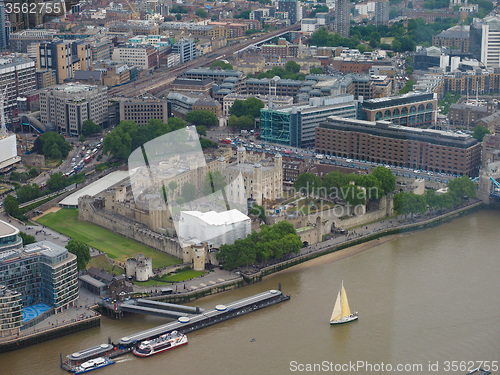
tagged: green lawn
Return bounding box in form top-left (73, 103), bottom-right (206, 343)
top-left (87, 254), bottom-right (125, 275)
top-left (37, 209), bottom-right (180, 268)
top-left (135, 270), bottom-right (206, 286)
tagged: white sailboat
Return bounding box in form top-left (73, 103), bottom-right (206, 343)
top-left (330, 281), bottom-right (358, 325)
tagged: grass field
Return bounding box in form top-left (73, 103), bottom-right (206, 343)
top-left (37, 209), bottom-right (180, 268)
top-left (135, 270), bottom-right (206, 286)
top-left (87, 254), bottom-right (125, 275)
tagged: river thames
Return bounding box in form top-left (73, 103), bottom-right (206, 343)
top-left (1, 209), bottom-right (499, 375)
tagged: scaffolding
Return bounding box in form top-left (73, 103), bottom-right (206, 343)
top-left (260, 109), bottom-right (291, 145)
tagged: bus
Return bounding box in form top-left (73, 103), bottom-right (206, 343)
top-left (220, 138), bottom-right (231, 144)
top-left (84, 156), bottom-right (92, 164)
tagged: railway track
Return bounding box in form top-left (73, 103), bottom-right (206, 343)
top-left (108, 24), bottom-right (301, 98)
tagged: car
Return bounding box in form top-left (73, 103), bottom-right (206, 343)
top-left (384, 165), bottom-right (391, 169)
top-left (413, 170), bottom-right (420, 174)
top-left (346, 159), bottom-right (353, 162)
top-left (427, 172), bottom-right (434, 176)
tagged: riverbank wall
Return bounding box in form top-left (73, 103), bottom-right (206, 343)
top-left (0, 316), bottom-right (100, 353)
top-left (241, 202), bottom-right (484, 284)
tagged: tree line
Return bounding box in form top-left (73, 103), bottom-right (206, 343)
top-left (293, 166), bottom-right (396, 206)
top-left (216, 221), bottom-right (302, 269)
top-left (393, 176), bottom-right (477, 217)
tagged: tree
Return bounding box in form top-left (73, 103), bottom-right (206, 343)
top-left (176, 14), bottom-right (182, 20)
top-left (66, 239), bottom-right (91, 270)
top-left (358, 174), bottom-right (383, 200)
top-left (372, 166), bottom-right (396, 195)
top-left (168, 181), bottom-right (178, 196)
top-left (181, 183), bottom-right (196, 202)
top-left (3, 195), bottom-right (19, 216)
top-left (394, 191), bottom-right (428, 217)
top-left (196, 125), bottom-right (207, 137)
top-left (16, 184), bottom-right (41, 203)
top-left (79, 134), bottom-right (86, 142)
top-left (33, 132), bottom-right (72, 159)
top-left (19, 231), bottom-right (36, 246)
top-left (285, 60), bottom-right (301, 74)
top-left (185, 110), bottom-right (217, 127)
top-left (448, 176), bottom-right (477, 202)
top-left (249, 204), bottom-right (266, 220)
top-left (46, 172), bottom-right (66, 192)
top-left (195, 8), bottom-right (208, 18)
top-left (202, 171), bottom-right (226, 196)
top-left (28, 168), bottom-right (39, 178)
top-left (310, 67), bottom-right (323, 74)
top-left (82, 119), bottom-right (101, 137)
top-left (473, 124), bottom-right (490, 142)
top-left (211, 60), bottom-right (233, 70)
top-left (294, 172), bottom-right (322, 197)
top-left (340, 184), bottom-right (366, 206)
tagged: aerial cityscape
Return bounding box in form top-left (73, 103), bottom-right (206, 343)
top-left (0, 0), bottom-right (499, 373)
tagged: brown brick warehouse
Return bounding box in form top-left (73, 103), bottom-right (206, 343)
top-left (315, 117), bottom-right (481, 177)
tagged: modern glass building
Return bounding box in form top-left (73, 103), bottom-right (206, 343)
top-left (260, 94), bottom-right (357, 148)
top-left (0, 222), bottom-right (79, 337)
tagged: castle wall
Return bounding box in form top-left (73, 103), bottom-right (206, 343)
top-left (79, 197), bottom-right (183, 259)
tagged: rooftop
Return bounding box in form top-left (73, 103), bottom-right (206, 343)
top-left (0, 220), bottom-right (19, 238)
top-left (181, 209), bottom-right (250, 226)
top-left (59, 170), bottom-right (129, 207)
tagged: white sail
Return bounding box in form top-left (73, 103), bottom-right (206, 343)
top-left (330, 291), bottom-right (342, 322)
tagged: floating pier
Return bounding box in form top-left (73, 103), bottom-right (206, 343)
top-left (62, 289), bottom-right (289, 372)
top-left (118, 299), bottom-right (204, 319)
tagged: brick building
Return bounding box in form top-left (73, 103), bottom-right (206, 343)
top-left (315, 117), bottom-right (481, 176)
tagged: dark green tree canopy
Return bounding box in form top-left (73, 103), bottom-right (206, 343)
top-left (229, 98), bottom-right (265, 118)
top-left (185, 110), bottom-right (217, 127)
top-left (82, 119), bottom-right (102, 137)
top-left (473, 124), bottom-right (490, 142)
top-left (216, 221), bottom-right (302, 269)
top-left (66, 239), bottom-right (91, 270)
top-left (103, 118), bottom-right (186, 160)
top-left (33, 132), bottom-right (72, 159)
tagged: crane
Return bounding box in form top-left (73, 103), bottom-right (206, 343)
top-left (124, 0), bottom-right (139, 19)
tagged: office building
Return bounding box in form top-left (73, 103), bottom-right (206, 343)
top-left (471, 16), bottom-right (500, 67)
top-left (112, 44), bottom-right (158, 70)
top-left (37, 40), bottom-right (92, 84)
top-left (361, 92), bottom-right (438, 127)
top-left (260, 94), bottom-right (357, 148)
top-left (39, 84), bottom-right (108, 136)
top-left (315, 117), bottom-right (481, 176)
top-left (172, 39), bottom-right (196, 64)
top-left (334, 0), bottom-right (350, 38)
top-left (0, 56), bottom-right (36, 111)
top-left (119, 98), bottom-right (171, 126)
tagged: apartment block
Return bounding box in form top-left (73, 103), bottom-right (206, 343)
top-left (37, 40), bottom-right (92, 84)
